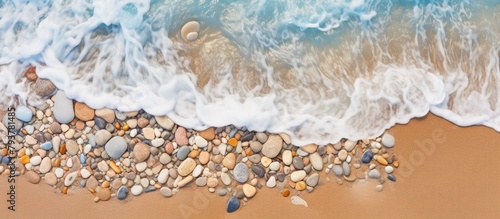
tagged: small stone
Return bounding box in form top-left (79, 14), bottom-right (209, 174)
top-left (385, 166), bottom-right (394, 174)
top-left (221, 172), bottom-right (231, 185)
top-left (195, 136), bottom-right (208, 148)
top-left (309, 152), bottom-right (323, 171)
top-left (158, 169), bottom-right (169, 184)
top-left (151, 138), bottom-right (164, 147)
top-left (181, 21), bottom-right (200, 41)
top-left (95, 108), bottom-right (115, 123)
top-left (98, 188), bottom-right (112, 201)
top-left (178, 158), bottom-right (196, 176)
top-left (94, 117), bottom-right (106, 129)
top-left (266, 176), bottom-right (276, 188)
top-left (368, 169), bottom-right (381, 179)
top-left (292, 157), bottom-right (304, 170)
top-left (135, 162), bottom-right (147, 172)
top-left (199, 151), bottom-right (210, 165)
top-left (376, 184), bottom-right (384, 191)
top-left (388, 174), bottom-right (396, 182)
top-left (40, 141), bottom-right (53, 150)
top-left (242, 184), bottom-right (256, 198)
top-left (207, 178), bottom-right (218, 188)
top-left (80, 169), bottom-right (91, 179)
top-left (131, 185), bottom-right (143, 196)
top-left (233, 163), bottom-right (249, 183)
top-left (74, 102), bottom-right (95, 121)
top-left (222, 153), bottom-right (236, 169)
top-left (142, 127), bottom-right (155, 140)
top-left (53, 91), bottom-right (75, 124)
top-left (338, 149), bottom-right (348, 161)
top-left (295, 181), bottom-right (306, 191)
top-left (25, 66), bottom-right (38, 81)
top-left (290, 170), bottom-right (306, 182)
top-left (133, 142), bottom-right (150, 162)
top-left (282, 150), bottom-right (292, 165)
top-left (282, 189), bottom-right (290, 197)
top-left (342, 161), bottom-right (351, 176)
top-left (261, 157), bottom-right (272, 167)
top-left (199, 128), bottom-right (215, 140)
top-left (241, 133), bottom-right (254, 142)
top-left (269, 162), bottom-right (280, 171)
top-left (44, 172), bottom-right (57, 185)
top-left (30, 156), bottom-right (41, 166)
top-left (104, 136), bottom-right (128, 160)
top-left (361, 150), bottom-right (373, 163)
top-left (25, 171), bottom-right (41, 184)
top-left (250, 141), bottom-right (263, 153)
top-left (226, 196), bottom-right (240, 213)
top-left (64, 172), bottom-right (78, 186)
top-left (175, 127), bottom-right (188, 146)
top-left (344, 140), bottom-right (357, 151)
top-left (381, 133), bottom-right (395, 148)
top-left (377, 156), bottom-right (388, 166)
top-left (196, 177), bottom-right (207, 187)
top-left (66, 140), bottom-right (79, 156)
top-left (40, 157), bottom-right (52, 174)
top-left (117, 186), bottom-right (129, 200)
top-left (94, 130), bottom-right (112, 146)
top-left (177, 146), bottom-right (190, 161)
top-left (332, 165), bottom-right (343, 176)
top-left (33, 79), bottom-right (56, 97)
top-left (301, 144), bottom-right (318, 153)
top-left (251, 165), bottom-right (266, 178)
top-left (160, 187), bottom-right (173, 197)
top-left (255, 132), bottom-right (268, 143)
top-left (306, 173), bottom-right (319, 187)
top-left (50, 122), bottom-right (62, 134)
top-left (261, 135), bottom-right (282, 158)
top-left (15, 106), bottom-right (33, 122)
top-left (155, 116), bottom-right (174, 130)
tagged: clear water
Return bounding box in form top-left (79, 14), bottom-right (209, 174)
top-left (1, 0), bottom-right (500, 145)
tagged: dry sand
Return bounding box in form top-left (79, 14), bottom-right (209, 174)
top-left (1, 113), bottom-right (500, 219)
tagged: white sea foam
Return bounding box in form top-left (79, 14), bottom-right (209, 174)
top-left (1, 0), bottom-right (500, 146)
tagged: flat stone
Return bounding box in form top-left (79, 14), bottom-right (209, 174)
top-left (266, 176), bottom-right (276, 188)
top-left (98, 188), bottom-right (111, 201)
top-left (309, 152), bottom-right (323, 171)
top-left (221, 172), bottom-right (231, 185)
top-left (133, 142), bottom-right (150, 162)
top-left (269, 162), bottom-right (280, 171)
top-left (80, 169), bottom-right (91, 179)
top-left (181, 21), bottom-right (200, 41)
top-left (131, 185), bottom-right (143, 196)
top-left (94, 130), bottom-right (112, 146)
top-left (361, 150), bottom-right (373, 163)
top-left (368, 169), bottom-right (381, 179)
top-left (40, 141), bottom-right (53, 150)
top-left (292, 157), bottom-right (304, 170)
top-left (217, 188), bottom-right (228, 196)
top-left (207, 178), bottom-right (218, 188)
top-left (332, 165), bottom-right (343, 176)
top-left (382, 133), bottom-right (395, 148)
top-left (242, 184), bottom-right (256, 198)
top-left (66, 140), bottom-right (79, 156)
top-left (64, 172), bottom-right (77, 186)
top-left (377, 156), bottom-right (388, 166)
top-left (44, 172), bottom-right (57, 185)
top-left (40, 157), bottom-right (52, 174)
top-left (342, 161), bottom-right (351, 176)
top-left (158, 169), bottom-right (169, 184)
top-left (94, 117), bottom-right (106, 129)
top-left (53, 91), bottom-right (75, 124)
top-left (301, 144), bottom-right (318, 153)
top-left (192, 165), bottom-right (203, 177)
top-left (261, 135), bottom-right (282, 158)
top-left (233, 163), bottom-right (249, 183)
top-left (222, 153), bottom-right (236, 169)
top-left (251, 165), bottom-right (266, 178)
top-left (175, 127), bottom-right (188, 146)
top-left (195, 136), bottom-right (208, 148)
top-left (117, 186), bottom-right (129, 200)
top-left (240, 133), bottom-right (254, 142)
top-left (25, 171), bottom-right (40, 184)
top-left (135, 162), bottom-right (147, 172)
top-left (178, 158), bottom-right (196, 176)
top-left (50, 122), bottom-right (62, 134)
top-left (95, 108), bottom-right (115, 123)
top-left (177, 146), bottom-right (190, 161)
top-left (199, 128), bottom-right (215, 140)
top-left (199, 151), bottom-right (210, 165)
top-left (104, 136), bottom-right (128, 160)
top-left (151, 138), bottom-right (164, 147)
top-left (291, 170), bottom-right (307, 182)
top-left (155, 116), bottom-right (174, 130)
top-left (30, 156), bottom-right (41, 166)
top-left (15, 106), bottom-right (33, 122)
top-left (385, 166), bottom-right (394, 174)
top-left (196, 177), bottom-right (207, 187)
top-left (255, 132), bottom-right (268, 143)
top-left (344, 140), bottom-right (357, 151)
top-left (282, 150), bottom-right (292, 165)
top-left (226, 196), bottom-right (240, 213)
top-left (338, 149), bottom-right (348, 161)
top-left (74, 102), bottom-right (95, 121)
top-left (160, 187), bottom-right (173, 197)
top-left (306, 173), bottom-right (319, 187)
top-left (33, 79), bottom-right (56, 97)
top-left (142, 127), bottom-right (155, 140)
top-left (388, 174), bottom-right (396, 182)
top-left (250, 141), bottom-right (263, 153)
top-left (376, 184), bottom-right (384, 191)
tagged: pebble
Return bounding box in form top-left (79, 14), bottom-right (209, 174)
top-left (94, 130), bottom-right (112, 146)
top-left (242, 184), bottom-right (256, 198)
top-left (368, 169), bottom-right (381, 179)
top-left (309, 152), bottom-right (323, 171)
top-left (195, 135), bottom-right (208, 148)
top-left (233, 163), bottom-right (249, 183)
top-left (282, 150), bottom-right (292, 165)
top-left (64, 172), bottom-right (78, 186)
top-left (342, 161), bottom-right (351, 176)
top-left (241, 133), bottom-right (254, 142)
top-left (178, 158), bottom-right (196, 176)
top-left (175, 127), bottom-right (188, 146)
top-left (15, 106), bottom-right (33, 122)
top-left (306, 173), bottom-right (319, 187)
top-left (155, 116), bottom-right (174, 130)
top-left (160, 187), bottom-right (173, 197)
top-left (135, 162), bottom-right (147, 172)
top-left (290, 170), bottom-right (306, 182)
top-left (255, 133), bottom-right (268, 143)
top-left (158, 169), bottom-right (169, 184)
top-left (50, 122), bottom-right (62, 134)
top-left (199, 151), bottom-right (210, 165)
top-left (98, 188), bottom-right (112, 201)
top-left (133, 142), bottom-right (150, 162)
top-left (221, 172), bottom-right (231, 185)
top-left (338, 149), bottom-right (348, 161)
top-left (361, 150), bottom-right (373, 163)
top-left (207, 178), bottom-right (218, 188)
top-left (104, 136), bottom-right (128, 160)
top-left (344, 140), bottom-right (357, 151)
top-left (261, 135), bottom-right (282, 158)
top-left (30, 156), bottom-right (41, 166)
top-left (269, 162), bottom-right (280, 171)
top-left (192, 165), bottom-right (203, 178)
top-left (381, 133), bottom-right (395, 148)
top-left (40, 141), bottom-right (53, 150)
top-left (80, 169), bottom-right (91, 178)
top-left (33, 79), bottom-right (56, 97)
top-left (66, 140), bottom-right (79, 156)
top-left (53, 91), bottom-right (75, 124)
top-left (39, 157), bottom-right (52, 173)
top-left (266, 176), bottom-right (276, 188)
top-left (250, 141), bottom-right (263, 153)
top-left (251, 165), bottom-right (266, 178)
top-left (301, 144), bottom-right (318, 153)
top-left (181, 21), bottom-right (200, 41)
top-left (387, 174), bottom-right (396, 182)
top-left (292, 157), bottom-right (304, 170)
top-left (142, 128), bottom-right (155, 140)
top-left (151, 138), bottom-right (165, 147)
top-left (44, 173), bottom-right (57, 185)
top-left (131, 185), bottom-right (143, 196)
top-left (178, 176), bottom-right (193, 188)
top-left (177, 146), bottom-right (190, 160)
top-left (74, 102), bottom-right (95, 121)
top-left (117, 186), bottom-right (129, 200)
top-left (385, 166), bottom-right (394, 174)
top-left (222, 153), bottom-right (236, 169)
top-left (376, 156), bottom-right (388, 166)
top-left (95, 108), bottom-right (115, 123)
top-left (376, 184), bottom-right (384, 192)
top-left (295, 181), bottom-right (306, 191)
top-left (25, 136), bottom-right (37, 145)
top-left (226, 196), bottom-right (240, 213)
top-left (25, 171), bottom-right (41, 184)
top-left (332, 165), bottom-right (344, 176)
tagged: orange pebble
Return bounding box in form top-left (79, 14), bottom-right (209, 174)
top-left (245, 148), bottom-right (253, 156)
top-left (1, 148), bottom-right (8, 156)
top-left (122, 123), bottom-right (130, 131)
top-left (60, 143), bottom-right (67, 154)
top-left (62, 186), bottom-right (68, 194)
top-left (102, 181), bottom-right (110, 188)
top-left (109, 160), bottom-right (122, 174)
top-left (295, 181), bottom-right (306, 191)
top-left (114, 121), bottom-right (121, 130)
top-left (20, 155), bottom-right (30, 164)
top-left (189, 150), bottom-right (200, 158)
top-left (292, 150), bottom-right (296, 157)
top-left (282, 189), bottom-right (290, 197)
top-left (228, 138), bottom-right (238, 147)
top-left (234, 133), bottom-right (241, 140)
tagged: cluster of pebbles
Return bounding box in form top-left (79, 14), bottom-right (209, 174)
top-left (0, 67), bottom-right (399, 213)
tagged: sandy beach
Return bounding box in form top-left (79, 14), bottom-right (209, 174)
top-left (2, 113), bottom-right (500, 219)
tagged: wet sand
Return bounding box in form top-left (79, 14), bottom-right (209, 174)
top-left (2, 113), bottom-right (500, 218)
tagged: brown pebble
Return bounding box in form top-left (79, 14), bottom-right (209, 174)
top-left (199, 151), bottom-right (210, 165)
top-left (282, 189), bottom-right (290, 197)
top-left (102, 181), bottom-right (110, 188)
top-left (97, 188), bottom-right (111, 201)
top-left (295, 181), bottom-right (306, 191)
top-left (199, 128), bottom-right (215, 141)
top-left (376, 156), bottom-right (388, 166)
top-left (393, 161), bottom-right (399, 168)
top-left (25, 171), bottom-right (41, 184)
top-left (62, 186), bottom-right (68, 194)
top-left (137, 117), bottom-right (149, 128)
top-left (60, 143), bottom-right (67, 155)
top-left (189, 150), bottom-right (200, 158)
top-left (25, 66), bottom-right (38, 81)
top-left (165, 142), bottom-right (174, 154)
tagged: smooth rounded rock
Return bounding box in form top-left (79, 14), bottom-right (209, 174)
top-left (25, 171), bottom-right (41, 184)
top-left (233, 163), bottom-right (249, 183)
top-left (261, 135), bottom-right (282, 158)
top-left (290, 170), bottom-right (306, 182)
top-left (181, 21), bottom-right (200, 41)
top-left (332, 165), bottom-right (343, 176)
top-left (53, 91), bottom-right (75, 124)
top-left (177, 146), bottom-right (190, 161)
top-left (251, 165), bottom-right (266, 178)
top-left (15, 106), bottom-right (33, 122)
top-left (242, 184), bottom-right (256, 198)
top-left (64, 172), bottom-right (78, 186)
top-left (368, 169), bottom-right (381, 179)
top-left (309, 152), bottom-right (323, 171)
top-left (382, 133), bottom-right (395, 148)
top-left (361, 150), bottom-right (373, 163)
top-left (178, 158), bottom-right (196, 176)
top-left (226, 196), bottom-right (240, 213)
top-left (160, 187), bottom-right (173, 197)
top-left (104, 136), bottom-right (128, 160)
top-left (117, 186), bottom-right (129, 200)
top-left (94, 130), bottom-right (112, 146)
top-left (306, 173), bottom-right (319, 187)
top-left (131, 185), bottom-right (143, 196)
top-left (282, 150), bottom-right (292, 165)
top-left (133, 142), bottom-right (150, 162)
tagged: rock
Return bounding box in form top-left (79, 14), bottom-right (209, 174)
top-left (250, 141), bottom-right (263, 153)
top-left (155, 116), bottom-right (174, 130)
top-left (290, 170), bottom-right (306, 182)
top-left (295, 181), bottom-right (306, 191)
top-left (94, 130), bottom-right (112, 146)
top-left (98, 188), bottom-right (111, 201)
top-left (217, 188), bottom-right (228, 196)
top-left (195, 136), bottom-right (208, 148)
top-left (251, 165), bottom-right (266, 178)
top-left (40, 142), bottom-right (53, 150)
top-left (269, 162), bottom-right (280, 171)
top-left (368, 169), bottom-right (381, 179)
top-left (382, 133), bottom-right (395, 148)
top-left (242, 184), bottom-right (256, 198)
top-left (332, 165), bottom-right (343, 176)
top-left (33, 79), bottom-right (56, 97)
top-left (261, 135), bottom-right (282, 158)
top-left (44, 172), bottom-right (57, 185)
top-left (226, 196), bottom-right (240, 213)
top-left (177, 146), bottom-right (190, 161)
top-left (181, 21), bottom-right (200, 41)
top-left (158, 169), bottom-right (169, 184)
top-left (260, 157), bottom-right (272, 167)
top-left (94, 117), bottom-right (106, 129)
top-left (385, 166), bottom-right (394, 174)
top-left (199, 151), bottom-right (209, 165)
top-left (160, 187), bottom-right (173, 197)
top-left (39, 157), bottom-right (52, 174)
top-left (135, 162), bottom-right (147, 172)
top-left (95, 108), bottom-right (115, 123)
top-left (306, 173), bottom-right (319, 187)
top-left (117, 186), bottom-right (129, 200)
top-left (53, 91), bottom-right (74, 124)
top-left (376, 156), bottom-right (388, 166)
top-left (105, 136), bottom-right (128, 159)
top-left (30, 156), bottom-right (41, 166)
top-left (175, 127), bottom-right (188, 146)
top-left (196, 177), bottom-right (207, 187)
top-left (80, 169), bottom-right (91, 179)
top-left (361, 150), bottom-right (373, 163)
top-left (178, 158), bottom-right (196, 176)
top-left (25, 66), bottom-right (37, 81)
top-left (199, 128), bottom-right (215, 140)
top-left (64, 172), bottom-right (78, 186)
top-left (233, 163), bottom-right (249, 183)
top-left (301, 144), bottom-right (318, 153)
top-left (388, 174), bottom-right (396, 182)
top-left (266, 176), bottom-right (276, 188)
top-left (344, 140), bottom-right (357, 151)
top-left (151, 138), bottom-right (164, 147)
top-left (255, 132), bottom-right (268, 143)
top-left (221, 172), bottom-right (231, 186)
top-left (207, 178), bottom-right (218, 188)
top-left (342, 161), bottom-right (351, 176)
top-left (50, 122), bottom-right (62, 134)
top-left (25, 171), bottom-right (40, 184)
top-left (292, 157), bottom-right (304, 170)
top-left (66, 140), bottom-right (79, 156)
top-left (240, 133), bottom-right (254, 142)
top-left (376, 184), bottom-right (384, 192)
top-left (192, 165), bottom-right (203, 177)
top-left (309, 152), bottom-right (323, 171)
top-left (74, 102), bottom-right (95, 121)
top-left (15, 106), bottom-right (33, 122)
top-left (338, 149), bottom-right (348, 161)
top-left (222, 153), bottom-right (236, 169)
top-left (133, 142), bottom-right (150, 162)
top-left (131, 185), bottom-right (143, 196)
top-left (282, 150), bottom-right (292, 165)
top-left (141, 127), bottom-right (155, 140)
